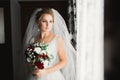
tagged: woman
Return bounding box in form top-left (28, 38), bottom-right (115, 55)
top-left (23, 8), bottom-right (76, 80)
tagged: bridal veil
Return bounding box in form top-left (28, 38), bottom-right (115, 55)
top-left (22, 8), bottom-right (76, 80)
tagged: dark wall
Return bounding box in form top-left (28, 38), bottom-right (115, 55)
top-left (0, 0), bottom-right (13, 80)
top-left (110, 0), bottom-right (120, 80)
top-left (104, 0), bottom-right (120, 80)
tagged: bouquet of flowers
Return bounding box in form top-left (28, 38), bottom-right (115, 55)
top-left (24, 42), bottom-right (53, 69)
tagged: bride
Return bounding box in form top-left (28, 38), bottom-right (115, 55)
top-left (22, 8), bottom-right (76, 80)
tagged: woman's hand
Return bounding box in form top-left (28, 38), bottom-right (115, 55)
top-left (32, 68), bottom-right (39, 76)
top-left (32, 68), bottom-right (48, 78)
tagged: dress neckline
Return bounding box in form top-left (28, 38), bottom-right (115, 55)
top-left (36, 35), bottom-right (56, 45)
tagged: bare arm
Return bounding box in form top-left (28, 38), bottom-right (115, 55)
top-left (46, 36), bottom-right (67, 73)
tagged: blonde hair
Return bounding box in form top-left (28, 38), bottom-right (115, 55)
top-left (36, 8), bottom-right (54, 22)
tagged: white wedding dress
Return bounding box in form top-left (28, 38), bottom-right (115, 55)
top-left (26, 35), bottom-right (65, 80)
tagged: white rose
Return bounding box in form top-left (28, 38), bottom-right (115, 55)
top-left (40, 50), bottom-right (46, 54)
top-left (48, 54), bottom-right (54, 59)
top-left (34, 47), bottom-right (41, 54)
top-left (43, 60), bottom-right (49, 68)
top-left (27, 57), bottom-right (32, 62)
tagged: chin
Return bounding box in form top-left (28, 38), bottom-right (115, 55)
top-left (43, 30), bottom-right (51, 32)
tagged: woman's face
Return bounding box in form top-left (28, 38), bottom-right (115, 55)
top-left (38, 14), bottom-right (54, 32)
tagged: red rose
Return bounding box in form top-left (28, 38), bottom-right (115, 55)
top-left (42, 53), bottom-right (49, 59)
top-left (35, 62), bottom-right (44, 69)
top-left (28, 44), bottom-right (34, 50)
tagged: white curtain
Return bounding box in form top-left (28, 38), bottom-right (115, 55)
top-left (76, 0), bottom-right (104, 80)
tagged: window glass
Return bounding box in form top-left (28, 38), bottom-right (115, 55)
top-left (0, 8), bottom-right (5, 44)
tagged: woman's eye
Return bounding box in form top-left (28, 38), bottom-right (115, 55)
top-left (41, 20), bottom-right (53, 23)
top-left (42, 21), bottom-right (46, 22)
top-left (50, 21), bottom-right (53, 23)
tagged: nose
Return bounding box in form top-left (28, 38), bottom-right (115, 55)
top-left (46, 22), bottom-right (49, 26)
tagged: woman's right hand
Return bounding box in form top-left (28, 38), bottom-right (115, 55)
top-left (32, 68), bottom-right (48, 78)
top-left (32, 68), bottom-right (39, 76)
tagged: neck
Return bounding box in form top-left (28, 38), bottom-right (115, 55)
top-left (40, 31), bottom-right (50, 39)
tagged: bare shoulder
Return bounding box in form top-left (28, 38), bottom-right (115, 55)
top-left (56, 35), bottom-right (64, 46)
top-left (56, 35), bottom-right (66, 54)
top-left (57, 35), bottom-right (63, 41)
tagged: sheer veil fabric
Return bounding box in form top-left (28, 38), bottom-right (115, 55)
top-left (22, 8), bottom-right (76, 80)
